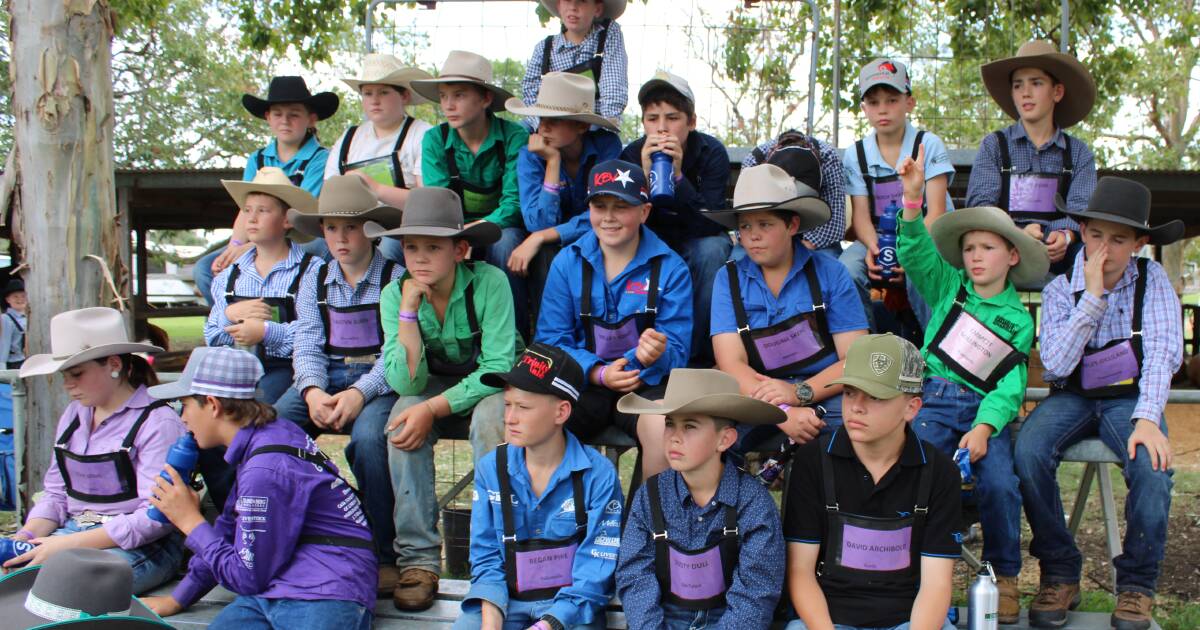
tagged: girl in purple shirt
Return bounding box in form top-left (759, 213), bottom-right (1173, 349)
top-left (3, 307), bottom-right (185, 594)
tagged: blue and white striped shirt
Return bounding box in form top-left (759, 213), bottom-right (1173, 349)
top-left (741, 135), bottom-right (848, 250)
top-left (1039, 251), bottom-right (1182, 423)
top-left (521, 20), bottom-right (628, 125)
top-left (291, 251), bottom-right (404, 401)
top-left (203, 242), bottom-right (322, 360)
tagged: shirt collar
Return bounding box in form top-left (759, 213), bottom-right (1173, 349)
top-left (235, 240), bottom-right (305, 272)
top-left (1009, 121), bottom-right (1067, 150)
top-left (441, 113), bottom-right (504, 155)
top-left (670, 457), bottom-right (742, 509)
top-left (962, 271), bottom-right (1021, 305)
top-left (262, 134), bottom-right (322, 164)
top-left (577, 225), bottom-right (668, 276)
top-left (738, 238), bottom-right (813, 294)
top-left (864, 122), bottom-right (918, 171)
top-left (827, 423), bottom-right (927, 467)
top-left (554, 21), bottom-right (607, 51)
top-left (75, 386), bottom-right (155, 427)
top-left (506, 431), bottom-right (595, 488)
top-left (323, 250), bottom-right (388, 289)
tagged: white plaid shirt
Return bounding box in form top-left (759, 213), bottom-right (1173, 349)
top-left (521, 20), bottom-right (628, 125)
top-left (741, 135), bottom-right (847, 249)
top-left (1040, 251), bottom-right (1182, 423)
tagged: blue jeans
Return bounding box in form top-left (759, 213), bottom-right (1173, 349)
top-left (195, 239), bottom-right (331, 306)
top-left (731, 394), bottom-right (843, 459)
top-left (474, 226), bottom-right (530, 339)
top-left (54, 519), bottom-right (184, 595)
top-left (1014, 392), bottom-right (1172, 595)
top-left (388, 374), bottom-right (506, 571)
top-left (273, 361), bottom-right (399, 563)
top-left (911, 378), bottom-right (1021, 577)
top-left (838, 241), bottom-right (931, 332)
top-left (679, 235), bottom-right (733, 366)
top-left (454, 596), bottom-right (606, 630)
top-left (210, 595), bottom-right (372, 630)
top-left (785, 619), bottom-right (955, 630)
top-left (377, 236), bottom-right (404, 265)
top-left (257, 362), bottom-right (294, 405)
top-left (661, 602), bottom-right (728, 629)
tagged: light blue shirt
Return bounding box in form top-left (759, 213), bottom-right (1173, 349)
top-left (0, 310), bottom-right (25, 365)
top-left (842, 122), bottom-right (955, 212)
top-left (243, 134), bottom-right (330, 197)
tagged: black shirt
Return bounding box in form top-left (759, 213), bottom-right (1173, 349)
top-left (783, 424), bottom-right (962, 627)
top-left (619, 130), bottom-right (731, 247)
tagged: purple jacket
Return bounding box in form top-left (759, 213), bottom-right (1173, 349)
top-left (172, 420), bottom-right (376, 610)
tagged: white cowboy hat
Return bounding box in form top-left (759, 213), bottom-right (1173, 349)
top-left (288, 175), bottom-right (404, 240)
top-left (222, 167), bottom-right (317, 215)
top-left (701, 164), bottom-right (831, 231)
top-left (342, 53), bottom-right (435, 106)
top-left (20, 308), bottom-right (162, 378)
top-left (505, 72), bottom-right (618, 131)
top-left (409, 51), bottom-right (515, 113)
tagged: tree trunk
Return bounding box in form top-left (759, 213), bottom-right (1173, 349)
top-left (8, 0), bottom-right (124, 509)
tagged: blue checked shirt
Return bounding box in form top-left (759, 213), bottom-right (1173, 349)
top-left (741, 135), bottom-right (847, 249)
top-left (617, 458), bottom-right (784, 629)
top-left (291, 251), bottom-right (404, 402)
top-left (521, 20), bottom-right (628, 126)
top-left (1039, 251), bottom-right (1182, 423)
top-left (204, 242), bottom-right (322, 360)
top-left (966, 123), bottom-right (1097, 234)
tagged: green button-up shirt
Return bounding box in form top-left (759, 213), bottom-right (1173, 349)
top-left (381, 261), bottom-right (523, 415)
top-left (420, 115), bottom-right (529, 229)
top-left (898, 216), bottom-right (1033, 431)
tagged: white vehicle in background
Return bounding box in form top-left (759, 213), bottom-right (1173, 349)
top-left (147, 273), bottom-right (203, 307)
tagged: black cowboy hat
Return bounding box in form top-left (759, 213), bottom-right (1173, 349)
top-left (242, 76), bottom-right (340, 121)
top-left (1059, 176), bottom-right (1184, 245)
top-left (1, 278), bottom-right (24, 299)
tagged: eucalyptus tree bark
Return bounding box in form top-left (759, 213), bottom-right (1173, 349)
top-left (6, 0), bottom-right (127, 506)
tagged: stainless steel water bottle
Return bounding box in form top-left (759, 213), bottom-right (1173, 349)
top-left (968, 561), bottom-right (999, 630)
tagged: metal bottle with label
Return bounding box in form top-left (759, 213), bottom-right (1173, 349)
top-left (968, 561), bottom-right (999, 630)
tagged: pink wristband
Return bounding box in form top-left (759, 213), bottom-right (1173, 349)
top-left (398, 310), bottom-right (418, 323)
top-left (902, 198), bottom-right (922, 209)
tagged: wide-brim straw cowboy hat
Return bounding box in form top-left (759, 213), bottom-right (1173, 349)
top-left (930, 206), bottom-right (1051, 287)
top-left (981, 40), bottom-right (1096, 129)
top-left (242, 75), bottom-right (339, 121)
top-left (617, 369), bottom-right (787, 426)
top-left (288, 175), bottom-right (404, 240)
top-left (539, 0), bottom-right (626, 20)
top-left (1061, 176), bottom-right (1184, 246)
top-left (505, 72), bottom-right (618, 131)
top-left (410, 51), bottom-right (514, 113)
top-left (363, 186), bottom-right (501, 248)
top-left (20, 307), bottom-right (162, 378)
top-left (222, 167), bottom-right (318, 215)
top-left (342, 53), bottom-right (435, 106)
top-left (701, 164), bottom-right (831, 231)
top-left (0, 548), bottom-right (173, 629)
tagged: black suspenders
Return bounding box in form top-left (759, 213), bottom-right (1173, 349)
top-left (857, 130), bottom-right (925, 219)
top-left (337, 118), bottom-right (416, 189)
top-left (994, 129), bottom-right (1074, 212)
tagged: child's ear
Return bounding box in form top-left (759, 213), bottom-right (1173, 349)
top-left (904, 94), bottom-right (916, 111)
top-left (205, 395), bottom-right (223, 419)
top-left (1008, 246), bottom-right (1021, 269)
top-left (454, 239), bottom-right (471, 261)
top-left (639, 203), bottom-right (652, 224)
top-left (555, 400), bottom-right (572, 426)
top-left (715, 425), bottom-right (738, 453)
top-left (1052, 82), bottom-right (1065, 104)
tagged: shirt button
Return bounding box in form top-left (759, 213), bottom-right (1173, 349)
top-left (535, 529), bottom-right (542, 535)
top-left (697, 516), bottom-right (703, 522)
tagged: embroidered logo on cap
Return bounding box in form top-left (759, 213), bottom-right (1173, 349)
top-left (879, 61), bottom-right (897, 73)
top-left (613, 169), bottom-right (633, 187)
top-left (519, 349), bottom-right (553, 379)
top-left (870, 352), bottom-right (893, 375)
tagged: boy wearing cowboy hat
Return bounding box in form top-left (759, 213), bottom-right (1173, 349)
top-left (896, 146), bottom-right (1048, 623)
top-left (967, 40), bottom-right (1099, 281)
top-left (368, 186), bottom-right (520, 611)
top-left (535, 159), bottom-right (693, 481)
top-left (270, 175), bottom-right (406, 593)
top-left (620, 70), bottom-right (731, 366)
top-left (7, 308), bottom-right (185, 595)
top-left (204, 167), bottom-right (322, 405)
top-left (195, 76), bottom-right (339, 306)
top-left (413, 50), bottom-right (533, 335)
top-left (704, 164), bottom-right (867, 455)
top-left (138, 347), bottom-right (377, 629)
top-left (455, 343), bottom-right (623, 630)
top-left (1, 278), bottom-right (26, 369)
top-left (784, 334), bottom-right (961, 630)
top-left (1014, 177), bottom-right (1183, 630)
top-left (505, 72), bottom-right (622, 319)
top-left (521, 0), bottom-right (629, 126)
top-left (840, 58), bottom-right (957, 330)
top-left (615, 369), bottom-right (785, 629)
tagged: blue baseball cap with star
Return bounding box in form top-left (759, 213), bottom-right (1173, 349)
top-left (585, 159), bottom-right (649, 206)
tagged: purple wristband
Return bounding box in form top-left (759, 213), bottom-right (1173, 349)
top-left (398, 311), bottom-right (418, 323)
top-left (230, 239), bottom-right (245, 247)
top-left (16, 529), bottom-right (35, 540)
top-left (778, 403), bottom-right (790, 412)
top-left (599, 364), bottom-right (608, 387)
top-left (542, 182), bottom-right (563, 194)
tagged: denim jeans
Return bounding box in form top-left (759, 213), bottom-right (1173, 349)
top-left (785, 619), bottom-right (955, 630)
top-left (210, 595), bottom-right (372, 630)
top-left (194, 238), bottom-right (331, 306)
top-left (660, 602), bottom-right (728, 629)
top-left (53, 519), bottom-right (184, 595)
top-left (911, 378), bottom-right (1021, 577)
top-left (838, 241), bottom-right (931, 332)
top-left (377, 236), bottom-right (404, 266)
top-left (1014, 391), bottom-right (1173, 595)
top-left (678, 235), bottom-right (733, 366)
top-left (273, 360), bottom-right (399, 563)
top-left (454, 596), bottom-right (607, 630)
top-left (388, 374), bottom-right (506, 571)
top-left (474, 226), bottom-right (530, 339)
top-left (256, 362), bottom-right (294, 405)
top-left (731, 394), bottom-right (843, 460)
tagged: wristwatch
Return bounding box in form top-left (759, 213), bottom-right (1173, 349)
top-left (794, 380), bottom-right (814, 405)
top-left (538, 615), bottom-right (565, 630)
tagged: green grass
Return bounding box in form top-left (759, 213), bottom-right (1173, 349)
top-left (148, 316), bottom-right (206, 351)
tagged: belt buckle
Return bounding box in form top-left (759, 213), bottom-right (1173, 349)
top-left (343, 355), bottom-right (377, 365)
top-left (75, 511), bottom-right (110, 527)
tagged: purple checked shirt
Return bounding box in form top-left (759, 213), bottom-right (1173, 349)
top-left (1039, 251), bottom-right (1182, 423)
top-left (26, 386), bottom-right (184, 549)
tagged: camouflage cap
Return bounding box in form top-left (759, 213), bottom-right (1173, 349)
top-left (829, 334), bottom-right (925, 399)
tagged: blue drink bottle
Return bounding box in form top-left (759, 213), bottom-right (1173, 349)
top-left (148, 433), bottom-right (200, 523)
top-left (649, 152), bottom-right (675, 205)
top-left (0, 538), bottom-right (35, 566)
top-left (876, 200), bottom-right (899, 281)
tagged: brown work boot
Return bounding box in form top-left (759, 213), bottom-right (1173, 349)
top-left (377, 565), bottom-right (403, 597)
top-left (393, 567), bottom-right (439, 611)
top-left (1029, 582), bottom-right (1081, 628)
top-left (1111, 591), bottom-right (1154, 630)
top-left (996, 575), bottom-right (1020, 624)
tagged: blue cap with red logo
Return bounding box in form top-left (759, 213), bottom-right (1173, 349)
top-left (585, 159), bottom-right (649, 206)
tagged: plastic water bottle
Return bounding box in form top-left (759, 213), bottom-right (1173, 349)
top-left (147, 433), bottom-right (200, 524)
top-left (968, 562), bottom-right (999, 630)
top-left (649, 152), bottom-right (675, 205)
top-left (876, 200), bottom-right (899, 281)
top-left (0, 537), bottom-right (35, 566)
top-left (954, 447), bottom-right (976, 501)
